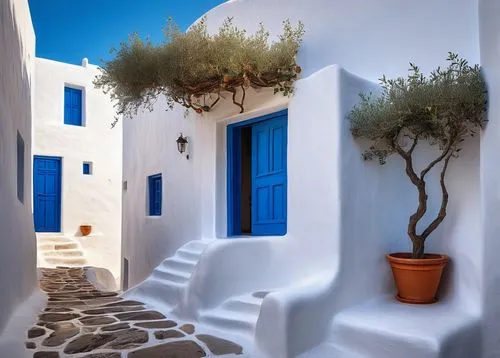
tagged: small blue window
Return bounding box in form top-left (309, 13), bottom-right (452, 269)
top-left (148, 174), bottom-right (162, 216)
top-left (83, 162), bottom-right (92, 175)
top-left (64, 87), bottom-right (83, 126)
top-left (17, 131), bottom-right (24, 203)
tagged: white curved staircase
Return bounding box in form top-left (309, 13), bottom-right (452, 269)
top-left (124, 240), bottom-right (213, 313)
top-left (37, 234), bottom-right (87, 267)
top-left (199, 290), bottom-right (271, 337)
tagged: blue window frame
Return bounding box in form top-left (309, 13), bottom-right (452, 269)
top-left (148, 174), bottom-right (162, 216)
top-left (64, 87), bottom-right (83, 126)
top-left (83, 162), bottom-right (92, 175)
top-left (17, 131), bottom-right (24, 203)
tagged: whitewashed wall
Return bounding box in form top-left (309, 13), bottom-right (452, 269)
top-left (479, 1), bottom-right (500, 357)
top-left (0, 0), bottom-right (37, 333)
top-left (203, 0), bottom-right (479, 81)
top-left (34, 58), bottom-right (123, 278)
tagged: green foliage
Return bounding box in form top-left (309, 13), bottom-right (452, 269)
top-left (95, 17), bottom-right (304, 118)
top-left (349, 53), bottom-right (487, 164)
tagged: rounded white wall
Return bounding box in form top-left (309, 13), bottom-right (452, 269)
top-left (34, 58), bottom-right (122, 278)
top-left (203, 0), bottom-right (479, 81)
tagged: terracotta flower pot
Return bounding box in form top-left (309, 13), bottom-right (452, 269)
top-left (386, 253), bottom-right (449, 304)
top-left (80, 225), bottom-right (92, 236)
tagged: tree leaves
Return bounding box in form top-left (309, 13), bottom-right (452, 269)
top-left (349, 53), bottom-right (488, 164)
top-left (94, 17), bottom-right (304, 118)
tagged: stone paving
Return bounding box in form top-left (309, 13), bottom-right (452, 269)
top-left (26, 268), bottom-right (244, 357)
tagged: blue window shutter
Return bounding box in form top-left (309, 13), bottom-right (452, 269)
top-left (155, 178), bottom-right (162, 215)
top-left (64, 87), bottom-right (71, 124)
top-left (83, 163), bottom-right (91, 175)
top-left (64, 87), bottom-right (83, 126)
top-left (148, 174), bottom-right (162, 216)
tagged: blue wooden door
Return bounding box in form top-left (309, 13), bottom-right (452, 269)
top-left (34, 156), bottom-right (62, 232)
top-left (251, 115), bottom-right (287, 235)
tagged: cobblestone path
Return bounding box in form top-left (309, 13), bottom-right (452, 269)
top-left (26, 268), bottom-right (244, 357)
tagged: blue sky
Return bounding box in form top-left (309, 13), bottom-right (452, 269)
top-left (28, 0), bottom-right (226, 66)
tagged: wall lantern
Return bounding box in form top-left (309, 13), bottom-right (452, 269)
top-left (176, 133), bottom-right (189, 159)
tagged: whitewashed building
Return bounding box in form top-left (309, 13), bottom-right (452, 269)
top-left (0, 0), bottom-right (37, 338)
top-left (121, 0), bottom-right (500, 357)
top-left (33, 58), bottom-right (123, 279)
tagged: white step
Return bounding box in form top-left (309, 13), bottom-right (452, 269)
top-left (328, 296), bottom-right (479, 358)
top-left (123, 276), bottom-right (183, 312)
top-left (297, 343), bottom-right (367, 358)
top-left (200, 308), bottom-right (257, 336)
top-left (37, 236), bottom-right (73, 244)
top-left (43, 249), bottom-right (84, 257)
top-left (122, 239), bottom-right (214, 316)
top-left (151, 266), bottom-right (191, 284)
top-left (182, 240), bottom-right (211, 253)
top-left (222, 294), bottom-right (264, 316)
top-left (53, 242), bottom-right (79, 250)
top-left (160, 257), bottom-right (197, 272)
top-left (44, 257), bottom-right (87, 266)
top-left (176, 248), bottom-right (203, 261)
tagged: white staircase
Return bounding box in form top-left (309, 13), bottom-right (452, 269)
top-left (124, 240), bottom-right (213, 313)
top-left (37, 234), bottom-right (87, 267)
top-left (199, 290), bottom-right (271, 337)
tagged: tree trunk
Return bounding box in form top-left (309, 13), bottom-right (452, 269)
top-left (412, 238), bottom-right (425, 259)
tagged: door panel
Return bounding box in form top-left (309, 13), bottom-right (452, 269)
top-left (251, 115), bottom-right (287, 235)
top-left (34, 156), bottom-right (62, 232)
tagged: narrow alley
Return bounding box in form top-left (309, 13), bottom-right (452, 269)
top-left (26, 268), bottom-right (244, 357)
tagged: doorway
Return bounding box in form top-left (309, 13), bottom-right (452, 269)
top-left (33, 155), bottom-right (62, 232)
top-left (227, 110), bottom-right (288, 236)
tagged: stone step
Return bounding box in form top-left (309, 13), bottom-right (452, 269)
top-left (43, 249), bottom-right (84, 258)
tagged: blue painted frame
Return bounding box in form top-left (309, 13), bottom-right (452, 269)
top-left (64, 86), bottom-right (83, 126)
top-left (83, 162), bottom-right (91, 175)
top-left (33, 155), bottom-right (62, 232)
top-left (227, 109), bottom-right (288, 237)
top-left (148, 173), bottom-right (162, 216)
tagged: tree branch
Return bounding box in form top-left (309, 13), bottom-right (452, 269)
top-left (393, 138), bottom-right (421, 187)
top-left (408, 135), bottom-right (419, 155)
top-left (420, 140), bottom-right (453, 180)
top-left (392, 137), bottom-right (427, 247)
top-left (227, 87), bottom-right (244, 113)
top-left (421, 152), bottom-right (453, 239)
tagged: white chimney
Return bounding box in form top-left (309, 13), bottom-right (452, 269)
top-left (82, 57), bottom-right (89, 67)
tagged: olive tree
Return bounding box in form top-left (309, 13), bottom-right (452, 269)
top-left (94, 17), bottom-right (304, 120)
top-left (349, 53), bottom-right (488, 258)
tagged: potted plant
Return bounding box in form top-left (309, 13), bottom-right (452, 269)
top-left (80, 225), bottom-right (92, 236)
top-left (349, 53), bottom-right (487, 304)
